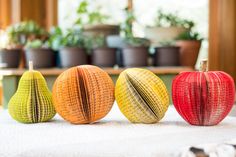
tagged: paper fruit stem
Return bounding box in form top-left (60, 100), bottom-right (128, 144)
top-left (200, 59), bottom-right (208, 72)
top-left (29, 61), bottom-right (33, 71)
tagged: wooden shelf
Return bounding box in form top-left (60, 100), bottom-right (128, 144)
top-left (0, 66), bottom-right (194, 76)
top-left (0, 66), bottom-right (194, 108)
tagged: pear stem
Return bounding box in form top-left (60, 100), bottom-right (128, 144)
top-left (200, 59), bottom-right (208, 72)
top-left (29, 61), bottom-right (33, 71)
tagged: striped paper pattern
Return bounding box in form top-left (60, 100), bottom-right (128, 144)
top-left (115, 68), bottom-right (169, 124)
top-left (172, 71), bottom-right (235, 126)
top-left (8, 71), bottom-right (56, 123)
top-left (52, 65), bottom-right (115, 124)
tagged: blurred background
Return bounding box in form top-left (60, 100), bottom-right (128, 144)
top-left (0, 0), bottom-right (235, 107)
top-left (58, 0), bottom-right (208, 68)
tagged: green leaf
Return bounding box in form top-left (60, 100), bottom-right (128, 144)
top-left (154, 9), bottom-right (196, 29)
top-left (25, 39), bottom-right (43, 49)
top-left (74, 0), bottom-right (109, 26)
top-left (175, 31), bottom-right (203, 41)
top-left (76, 1), bottom-right (88, 14)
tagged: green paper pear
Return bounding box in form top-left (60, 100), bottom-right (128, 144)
top-left (8, 61), bottom-right (56, 123)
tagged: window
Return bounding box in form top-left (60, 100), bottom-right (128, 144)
top-left (58, 0), bottom-right (208, 68)
top-left (58, 0), bottom-right (127, 29)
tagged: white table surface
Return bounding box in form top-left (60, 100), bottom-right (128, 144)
top-left (0, 104), bottom-right (236, 157)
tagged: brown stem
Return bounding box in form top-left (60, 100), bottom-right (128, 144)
top-left (200, 59), bottom-right (208, 72)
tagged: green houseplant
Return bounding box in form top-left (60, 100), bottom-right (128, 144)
top-left (0, 30), bottom-right (21, 68)
top-left (87, 35), bottom-right (117, 67)
top-left (48, 27), bottom-right (87, 68)
top-left (175, 30), bottom-right (203, 68)
top-left (144, 9), bottom-right (193, 46)
top-left (75, 0), bottom-right (119, 38)
top-left (24, 39), bottom-right (55, 68)
top-left (106, 7), bottom-right (134, 49)
top-left (7, 21), bottom-right (48, 47)
top-left (120, 8), bottom-right (150, 67)
top-left (122, 37), bottom-right (150, 67)
top-left (3, 21), bottom-right (48, 68)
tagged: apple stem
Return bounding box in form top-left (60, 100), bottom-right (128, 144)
top-left (29, 61), bottom-right (33, 71)
top-left (200, 59), bottom-right (208, 72)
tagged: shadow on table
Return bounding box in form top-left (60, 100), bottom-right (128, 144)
top-left (49, 117), bottom-right (235, 128)
top-left (50, 118), bottom-right (189, 127)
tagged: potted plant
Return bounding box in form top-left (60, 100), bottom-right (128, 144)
top-left (86, 35), bottom-right (117, 67)
top-left (175, 31), bottom-right (203, 68)
top-left (24, 39), bottom-right (55, 68)
top-left (0, 30), bottom-right (21, 68)
top-left (6, 21), bottom-right (48, 68)
top-left (154, 41), bottom-right (180, 66)
top-left (0, 48), bottom-right (21, 68)
top-left (7, 21), bottom-right (48, 47)
top-left (48, 27), bottom-right (87, 68)
top-left (106, 7), bottom-right (133, 49)
top-left (144, 9), bottom-right (193, 46)
top-left (118, 8), bottom-right (150, 67)
top-left (75, 0), bottom-right (119, 38)
top-left (122, 37), bottom-right (150, 67)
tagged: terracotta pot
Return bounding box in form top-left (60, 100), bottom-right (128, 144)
top-left (25, 48), bottom-right (56, 68)
top-left (176, 40), bottom-right (201, 68)
top-left (0, 48), bottom-right (21, 68)
top-left (92, 47), bottom-right (117, 67)
top-left (83, 24), bottom-right (119, 38)
top-left (154, 46), bottom-right (180, 66)
top-left (59, 47), bottom-right (87, 68)
top-left (122, 47), bottom-right (148, 67)
top-left (144, 27), bottom-right (187, 47)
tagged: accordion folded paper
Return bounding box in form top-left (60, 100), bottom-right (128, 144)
top-left (115, 68), bottom-right (169, 124)
top-left (8, 61), bottom-right (56, 123)
top-left (172, 60), bottom-right (235, 126)
top-left (52, 65), bottom-right (115, 124)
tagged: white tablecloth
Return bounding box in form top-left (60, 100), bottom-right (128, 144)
top-left (0, 104), bottom-right (236, 157)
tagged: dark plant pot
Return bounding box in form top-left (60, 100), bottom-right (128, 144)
top-left (116, 48), bottom-right (123, 67)
top-left (154, 46), bottom-right (180, 66)
top-left (122, 47), bottom-right (148, 67)
top-left (92, 47), bottom-right (117, 67)
top-left (175, 40), bottom-right (201, 68)
top-left (59, 47), bottom-right (87, 68)
top-left (0, 48), bottom-right (21, 68)
top-left (25, 48), bottom-right (56, 68)
top-left (54, 50), bottom-right (61, 67)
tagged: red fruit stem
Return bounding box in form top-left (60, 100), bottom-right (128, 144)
top-left (200, 59), bottom-right (208, 72)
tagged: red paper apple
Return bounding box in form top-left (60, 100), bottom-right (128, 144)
top-left (172, 60), bottom-right (235, 126)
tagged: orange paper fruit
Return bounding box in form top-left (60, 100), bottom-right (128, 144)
top-left (52, 65), bottom-right (115, 124)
